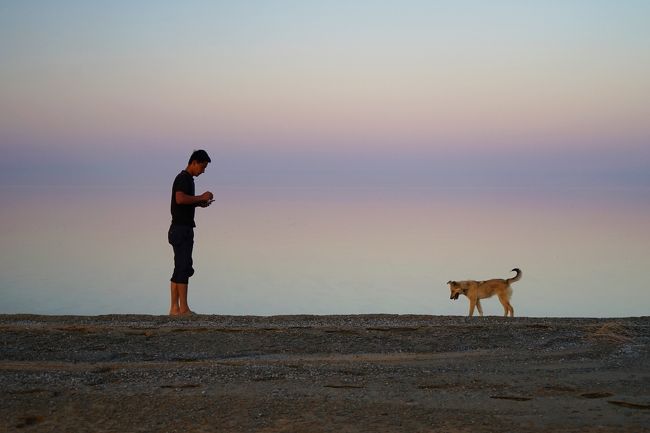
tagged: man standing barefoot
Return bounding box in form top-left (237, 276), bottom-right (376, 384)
top-left (168, 150), bottom-right (213, 316)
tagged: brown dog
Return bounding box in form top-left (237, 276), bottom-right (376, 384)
top-left (448, 268), bottom-right (522, 317)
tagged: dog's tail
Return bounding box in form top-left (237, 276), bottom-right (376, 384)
top-left (507, 268), bottom-right (522, 284)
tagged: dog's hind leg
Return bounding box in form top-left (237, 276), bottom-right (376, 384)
top-left (476, 299), bottom-right (484, 317)
top-left (498, 295), bottom-right (514, 317)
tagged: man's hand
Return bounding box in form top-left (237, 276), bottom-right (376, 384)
top-left (200, 191), bottom-right (214, 202)
top-left (198, 191), bottom-right (214, 207)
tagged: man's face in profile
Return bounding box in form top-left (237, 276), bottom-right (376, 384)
top-left (190, 161), bottom-right (209, 177)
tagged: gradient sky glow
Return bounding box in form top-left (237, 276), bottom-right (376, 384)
top-left (1, 1), bottom-right (649, 187)
top-left (1, 2), bottom-right (650, 316)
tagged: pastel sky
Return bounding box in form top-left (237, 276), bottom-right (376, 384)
top-left (2, 2), bottom-right (650, 317)
top-left (1, 1), bottom-right (649, 187)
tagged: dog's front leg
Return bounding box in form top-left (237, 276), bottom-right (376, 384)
top-left (468, 298), bottom-right (477, 317)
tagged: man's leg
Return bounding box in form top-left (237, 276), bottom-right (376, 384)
top-left (170, 282), bottom-right (180, 316)
top-left (169, 225), bottom-right (194, 315)
top-left (177, 283), bottom-right (191, 315)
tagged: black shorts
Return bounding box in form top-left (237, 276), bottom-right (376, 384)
top-left (168, 225), bottom-right (194, 284)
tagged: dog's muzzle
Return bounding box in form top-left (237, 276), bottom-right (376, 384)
top-left (450, 293), bottom-right (460, 300)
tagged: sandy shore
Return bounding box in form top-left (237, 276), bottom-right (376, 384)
top-left (1, 314), bottom-right (649, 432)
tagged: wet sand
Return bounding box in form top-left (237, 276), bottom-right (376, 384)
top-left (1, 314), bottom-right (649, 432)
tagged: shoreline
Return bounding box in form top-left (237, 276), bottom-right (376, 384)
top-left (4, 312), bottom-right (649, 320)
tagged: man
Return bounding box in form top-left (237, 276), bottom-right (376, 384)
top-left (168, 150), bottom-right (213, 316)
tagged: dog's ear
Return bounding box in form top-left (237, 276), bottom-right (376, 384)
top-left (447, 281), bottom-right (452, 285)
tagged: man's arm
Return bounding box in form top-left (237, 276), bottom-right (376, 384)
top-left (175, 191), bottom-right (213, 206)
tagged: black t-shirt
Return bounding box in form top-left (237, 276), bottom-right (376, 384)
top-left (171, 170), bottom-right (196, 227)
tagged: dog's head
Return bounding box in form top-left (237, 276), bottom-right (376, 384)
top-left (448, 281), bottom-right (463, 300)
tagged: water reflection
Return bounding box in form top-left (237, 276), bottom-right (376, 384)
top-left (1, 186), bottom-right (648, 317)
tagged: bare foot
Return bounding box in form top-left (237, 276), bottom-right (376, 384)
top-left (178, 310), bottom-right (197, 316)
top-left (169, 308), bottom-right (181, 316)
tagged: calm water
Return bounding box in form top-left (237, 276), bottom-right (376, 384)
top-left (1, 186), bottom-right (649, 317)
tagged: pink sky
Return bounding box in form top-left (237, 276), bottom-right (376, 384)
top-left (0, 1), bottom-right (648, 187)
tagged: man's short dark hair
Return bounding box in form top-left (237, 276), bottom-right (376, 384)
top-left (189, 149), bottom-right (211, 164)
